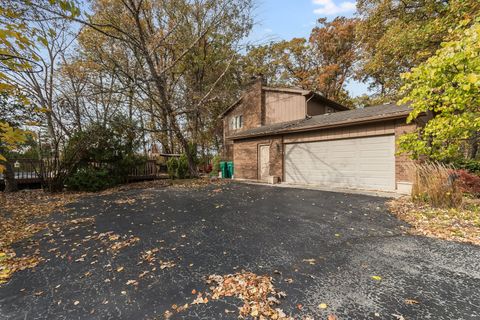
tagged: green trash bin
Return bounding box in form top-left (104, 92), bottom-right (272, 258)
top-left (219, 161), bottom-right (234, 179)
top-left (227, 161), bottom-right (234, 179)
top-left (220, 161), bottom-right (227, 178)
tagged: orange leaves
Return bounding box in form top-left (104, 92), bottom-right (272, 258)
top-left (405, 299), bottom-right (420, 305)
top-left (388, 197), bottom-right (480, 246)
top-left (166, 272), bottom-right (294, 319)
top-left (205, 272), bottom-right (292, 320)
top-left (108, 236), bottom-right (140, 253)
top-left (0, 190), bottom-right (81, 247)
top-left (0, 190), bottom-right (83, 285)
top-left (0, 248), bottom-right (42, 285)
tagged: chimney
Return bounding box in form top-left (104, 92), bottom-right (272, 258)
top-left (249, 74), bottom-right (266, 86)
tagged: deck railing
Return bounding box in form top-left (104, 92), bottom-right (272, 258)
top-left (0, 159), bottom-right (165, 184)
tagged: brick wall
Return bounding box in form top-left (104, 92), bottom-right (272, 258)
top-left (223, 80), bottom-right (263, 160)
top-left (233, 137), bottom-right (269, 180)
top-left (394, 120), bottom-right (416, 182)
top-left (233, 136), bottom-right (284, 181)
top-left (269, 137), bottom-right (283, 179)
top-left (232, 118), bottom-right (417, 187)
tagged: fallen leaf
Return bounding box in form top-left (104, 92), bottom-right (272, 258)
top-left (318, 303), bottom-right (328, 309)
top-left (160, 261), bottom-right (175, 269)
top-left (371, 275), bottom-right (382, 281)
top-left (405, 299), bottom-right (420, 305)
top-left (126, 280), bottom-right (138, 286)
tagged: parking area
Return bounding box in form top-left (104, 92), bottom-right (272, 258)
top-left (1, 182), bottom-right (479, 319)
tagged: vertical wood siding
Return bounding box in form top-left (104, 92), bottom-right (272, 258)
top-left (265, 92), bottom-right (306, 125)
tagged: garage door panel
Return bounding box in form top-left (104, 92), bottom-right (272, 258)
top-left (285, 135), bottom-right (395, 191)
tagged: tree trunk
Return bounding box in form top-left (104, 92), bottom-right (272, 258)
top-left (469, 132), bottom-right (479, 159)
top-left (4, 161), bottom-right (18, 193)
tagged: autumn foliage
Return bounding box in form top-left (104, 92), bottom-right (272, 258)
top-left (455, 170), bottom-right (480, 197)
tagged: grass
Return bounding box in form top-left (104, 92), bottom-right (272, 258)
top-left (408, 161), bottom-right (463, 208)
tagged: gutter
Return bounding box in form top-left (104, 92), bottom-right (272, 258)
top-left (227, 112), bottom-right (410, 141)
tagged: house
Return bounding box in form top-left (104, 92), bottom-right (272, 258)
top-left (220, 78), bottom-right (415, 194)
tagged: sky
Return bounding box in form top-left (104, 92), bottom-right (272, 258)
top-left (248, 0), bottom-right (370, 97)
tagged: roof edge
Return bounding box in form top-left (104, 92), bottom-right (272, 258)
top-left (227, 112), bottom-right (410, 140)
top-left (261, 86), bottom-right (310, 95)
top-left (219, 96), bottom-right (243, 118)
top-left (307, 92), bottom-right (350, 111)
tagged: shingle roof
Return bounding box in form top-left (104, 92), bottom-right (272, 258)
top-left (228, 103), bottom-right (411, 140)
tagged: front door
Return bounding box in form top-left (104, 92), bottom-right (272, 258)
top-left (259, 145), bottom-right (270, 181)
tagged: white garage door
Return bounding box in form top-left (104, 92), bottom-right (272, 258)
top-left (284, 135), bottom-right (395, 191)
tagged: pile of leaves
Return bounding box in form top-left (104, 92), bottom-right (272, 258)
top-left (388, 197), bottom-right (480, 245)
top-left (162, 272), bottom-right (294, 319)
top-left (206, 272), bottom-right (292, 319)
top-left (170, 177), bottom-right (229, 189)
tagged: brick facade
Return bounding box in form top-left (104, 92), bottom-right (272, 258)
top-left (233, 137), bottom-right (269, 180)
top-left (222, 83), bottom-right (415, 192)
top-left (394, 120), bottom-right (416, 183)
top-left (232, 119), bottom-right (416, 190)
top-left (233, 136), bottom-right (284, 181)
top-left (223, 80), bottom-right (263, 161)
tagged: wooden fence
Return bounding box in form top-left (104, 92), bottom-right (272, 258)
top-left (0, 159), bottom-right (166, 185)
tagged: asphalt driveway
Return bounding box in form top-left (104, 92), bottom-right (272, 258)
top-left (1, 182), bottom-right (479, 319)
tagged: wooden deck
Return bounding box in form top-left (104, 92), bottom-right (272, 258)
top-left (0, 159), bottom-right (167, 188)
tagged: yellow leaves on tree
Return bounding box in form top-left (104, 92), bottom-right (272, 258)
top-left (0, 121), bottom-right (28, 172)
top-left (398, 21), bottom-right (480, 161)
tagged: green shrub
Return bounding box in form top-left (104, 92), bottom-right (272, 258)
top-left (167, 157), bottom-right (179, 179)
top-left (211, 155), bottom-right (221, 176)
top-left (66, 167), bottom-right (117, 192)
top-left (453, 159), bottom-right (480, 175)
top-left (166, 155), bottom-right (190, 179)
top-left (177, 155), bottom-right (189, 179)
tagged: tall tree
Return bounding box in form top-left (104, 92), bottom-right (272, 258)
top-left (356, 0), bottom-right (480, 98)
top-left (243, 17), bottom-right (358, 106)
top-left (59, 0), bottom-right (253, 176)
top-left (0, 0), bottom-right (79, 173)
top-left (398, 21), bottom-right (480, 162)
top-left (309, 17), bottom-right (358, 103)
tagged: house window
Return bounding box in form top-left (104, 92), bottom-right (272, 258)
top-left (231, 115), bottom-right (243, 129)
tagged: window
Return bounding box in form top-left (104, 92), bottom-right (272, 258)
top-left (326, 107), bottom-right (335, 114)
top-left (231, 115), bottom-right (243, 129)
